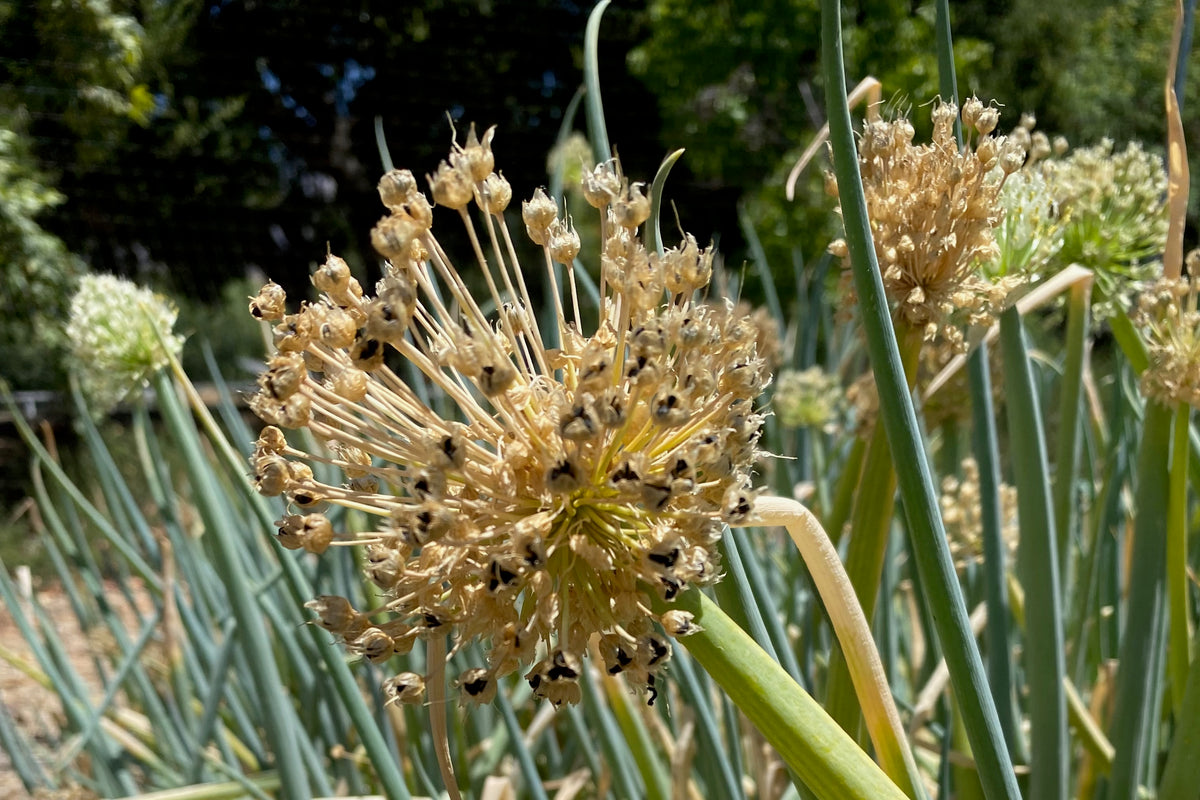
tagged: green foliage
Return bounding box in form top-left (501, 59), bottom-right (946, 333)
top-left (3, 0), bottom-right (158, 165)
top-left (0, 0), bottom-right (207, 391)
top-left (630, 0), bottom-right (989, 189)
top-left (989, 0), bottom-right (1200, 218)
top-left (0, 118), bottom-right (85, 390)
top-left (990, 0), bottom-right (1172, 142)
top-left (0, 0), bottom-right (270, 391)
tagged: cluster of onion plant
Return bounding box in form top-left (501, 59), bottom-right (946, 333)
top-left (246, 126), bottom-right (770, 708)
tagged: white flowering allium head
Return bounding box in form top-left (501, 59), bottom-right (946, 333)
top-left (66, 274), bottom-right (184, 413)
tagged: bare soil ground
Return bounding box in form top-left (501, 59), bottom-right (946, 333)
top-left (0, 577), bottom-right (154, 799)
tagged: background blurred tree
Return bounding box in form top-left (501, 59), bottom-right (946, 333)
top-left (0, 0), bottom-right (233, 389)
top-left (0, 0), bottom-right (170, 390)
top-left (627, 0), bottom-right (995, 302)
top-left (987, 0), bottom-right (1200, 220)
top-left (627, 0), bottom-right (1200, 305)
top-left (3, 0), bottom-right (1199, 393)
top-left (0, 116), bottom-right (85, 391)
top-left (1, 0), bottom-right (666, 390)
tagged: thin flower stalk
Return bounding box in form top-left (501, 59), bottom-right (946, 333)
top-left (825, 97), bottom-right (1032, 647)
top-left (823, 96), bottom-right (1027, 739)
top-left (821, 0), bottom-right (1022, 796)
top-left (1133, 269), bottom-right (1200, 721)
top-left (657, 588), bottom-right (912, 800)
top-left (822, 346), bottom-right (909, 737)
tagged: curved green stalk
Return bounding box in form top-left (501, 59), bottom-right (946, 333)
top-left (1167, 402), bottom-right (1193, 720)
top-left (827, 320), bottom-right (921, 735)
top-left (1106, 401), bottom-right (1171, 800)
top-left (1054, 280), bottom-right (1092, 573)
top-left (967, 345), bottom-right (1024, 763)
top-left (820, 2), bottom-right (1020, 798)
top-left (999, 307), bottom-right (1067, 800)
top-left (646, 148), bottom-right (685, 256)
top-left (1159, 639), bottom-right (1200, 799)
top-left (583, 0), bottom-right (612, 164)
top-left (750, 496), bottom-right (926, 800)
top-left (658, 589), bottom-right (910, 800)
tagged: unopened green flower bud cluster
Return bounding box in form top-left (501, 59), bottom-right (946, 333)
top-left (992, 118), bottom-right (1168, 319)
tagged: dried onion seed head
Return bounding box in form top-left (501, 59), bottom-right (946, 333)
top-left (1135, 267), bottom-right (1200, 408)
top-left (828, 98), bottom-right (1024, 349)
top-left (248, 126), bottom-right (770, 707)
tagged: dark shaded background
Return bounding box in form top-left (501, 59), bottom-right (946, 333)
top-left (15, 1), bottom-right (684, 303)
top-left (2, 0), bottom-right (1195, 386)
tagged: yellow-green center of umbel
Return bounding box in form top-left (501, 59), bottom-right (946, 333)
top-left (533, 488), bottom-right (657, 620)
top-left (547, 488), bottom-right (652, 564)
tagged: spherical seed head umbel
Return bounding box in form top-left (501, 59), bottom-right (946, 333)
top-left (1135, 266), bottom-right (1200, 408)
top-left (829, 99), bottom-right (1026, 349)
top-left (249, 127), bottom-right (769, 707)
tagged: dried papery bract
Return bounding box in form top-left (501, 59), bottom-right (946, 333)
top-left (828, 98), bottom-right (1026, 349)
top-left (248, 126), bottom-right (769, 707)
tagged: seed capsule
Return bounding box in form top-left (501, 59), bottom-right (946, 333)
top-left (249, 282), bottom-right (287, 321)
top-left (383, 672), bottom-right (426, 705)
